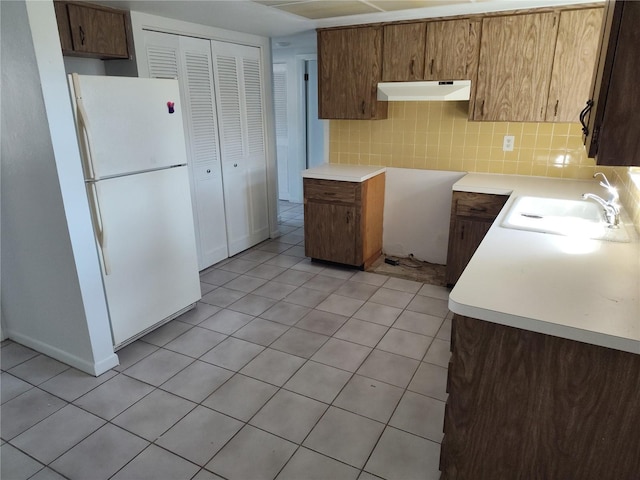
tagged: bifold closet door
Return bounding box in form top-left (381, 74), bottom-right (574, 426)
top-left (211, 40), bottom-right (269, 256)
top-left (144, 31), bottom-right (228, 270)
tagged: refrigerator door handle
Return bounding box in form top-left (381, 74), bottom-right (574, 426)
top-left (86, 181), bottom-right (111, 275)
top-left (72, 73), bottom-right (98, 180)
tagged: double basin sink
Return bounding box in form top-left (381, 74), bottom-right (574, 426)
top-left (501, 196), bottom-right (630, 243)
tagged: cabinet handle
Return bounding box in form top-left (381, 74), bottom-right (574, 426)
top-left (470, 206), bottom-right (487, 212)
top-left (206, 169), bottom-right (211, 173)
top-left (579, 100), bottom-right (594, 135)
top-left (410, 59), bottom-right (415, 76)
top-left (323, 192), bottom-right (336, 196)
top-left (345, 212), bottom-right (350, 224)
top-left (460, 224), bottom-right (465, 241)
top-left (480, 100), bottom-right (485, 117)
top-left (429, 59), bottom-right (434, 76)
top-left (553, 100), bottom-right (559, 117)
top-left (361, 101), bottom-right (365, 115)
top-left (79, 25), bottom-right (86, 45)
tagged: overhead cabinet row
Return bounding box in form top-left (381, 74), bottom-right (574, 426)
top-left (317, 6), bottom-right (603, 123)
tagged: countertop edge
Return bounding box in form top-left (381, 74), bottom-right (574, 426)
top-left (301, 165), bottom-right (386, 183)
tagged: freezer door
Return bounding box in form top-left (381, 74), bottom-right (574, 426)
top-left (94, 166), bottom-right (200, 347)
top-left (72, 75), bottom-right (188, 178)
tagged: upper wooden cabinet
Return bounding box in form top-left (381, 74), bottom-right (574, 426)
top-left (585, 0), bottom-right (640, 166)
top-left (382, 23), bottom-right (426, 81)
top-left (424, 19), bottom-right (480, 81)
top-left (546, 8), bottom-right (604, 122)
top-left (318, 26), bottom-right (387, 119)
top-left (54, 1), bottom-right (131, 59)
top-left (473, 12), bottom-right (558, 121)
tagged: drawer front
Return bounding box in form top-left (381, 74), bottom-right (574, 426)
top-left (304, 178), bottom-right (359, 204)
top-left (453, 191), bottom-right (509, 219)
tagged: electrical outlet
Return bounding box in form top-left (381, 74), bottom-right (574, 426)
top-left (503, 135), bottom-right (515, 152)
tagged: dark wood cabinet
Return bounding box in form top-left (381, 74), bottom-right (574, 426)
top-left (382, 22), bottom-right (426, 81)
top-left (303, 174), bottom-right (385, 269)
top-left (54, 1), bottom-right (131, 59)
top-left (585, 0), bottom-right (640, 166)
top-left (317, 26), bottom-right (387, 120)
top-left (445, 191), bottom-right (508, 286)
top-left (441, 314), bottom-right (640, 479)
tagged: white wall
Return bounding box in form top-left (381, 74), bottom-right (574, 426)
top-left (383, 168), bottom-right (466, 264)
top-left (63, 56), bottom-right (106, 75)
top-left (272, 31), bottom-right (323, 204)
top-left (0, 0), bottom-right (118, 375)
top-left (129, 11), bottom-right (280, 239)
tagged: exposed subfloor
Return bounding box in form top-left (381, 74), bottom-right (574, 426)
top-left (0, 200), bottom-right (452, 480)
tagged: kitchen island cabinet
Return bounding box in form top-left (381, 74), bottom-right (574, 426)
top-left (302, 165), bottom-right (385, 269)
top-left (317, 26), bottom-right (387, 120)
top-left (442, 313), bottom-right (640, 479)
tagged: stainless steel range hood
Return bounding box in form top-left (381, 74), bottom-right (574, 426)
top-left (377, 80), bottom-right (471, 101)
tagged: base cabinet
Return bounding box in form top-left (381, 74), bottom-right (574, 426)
top-left (442, 314), bottom-right (640, 479)
top-left (303, 173), bottom-right (384, 269)
top-left (446, 191), bottom-right (509, 286)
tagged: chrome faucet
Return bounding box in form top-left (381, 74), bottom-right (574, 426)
top-left (582, 172), bottom-right (620, 227)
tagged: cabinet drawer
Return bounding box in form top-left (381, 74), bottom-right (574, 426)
top-left (452, 191), bottom-right (508, 219)
top-left (304, 179), bottom-right (359, 204)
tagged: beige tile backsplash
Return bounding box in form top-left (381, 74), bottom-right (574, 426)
top-left (328, 101), bottom-right (640, 233)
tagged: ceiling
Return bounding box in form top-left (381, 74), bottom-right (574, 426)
top-left (97, 0), bottom-right (601, 38)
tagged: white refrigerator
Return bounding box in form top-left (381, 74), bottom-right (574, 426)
top-left (69, 73), bottom-right (201, 349)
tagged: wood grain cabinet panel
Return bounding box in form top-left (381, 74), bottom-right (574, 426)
top-left (586, 0), bottom-right (640, 166)
top-left (424, 19), bottom-right (480, 81)
top-left (474, 12), bottom-right (558, 121)
top-left (304, 174), bottom-right (385, 269)
top-left (54, 1), bottom-right (131, 59)
top-left (442, 314), bottom-right (640, 479)
top-left (317, 26), bottom-right (387, 119)
top-left (382, 22), bottom-right (426, 81)
top-left (546, 8), bottom-right (604, 122)
top-left (445, 191), bottom-right (509, 286)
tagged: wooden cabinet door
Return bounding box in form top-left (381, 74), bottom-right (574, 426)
top-left (67, 3), bottom-right (129, 58)
top-left (382, 23), bottom-right (426, 81)
top-left (474, 13), bottom-right (558, 121)
top-left (318, 27), bottom-right (387, 119)
top-left (586, 1), bottom-right (640, 166)
top-left (304, 201), bottom-right (357, 265)
top-left (424, 19), bottom-right (480, 81)
top-left (445, 218), bottom-right (492, 286)
top-left (546, 8), bottom-right (603, 122)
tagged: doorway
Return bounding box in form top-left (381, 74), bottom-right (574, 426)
top-left (273, 55), bottom-right (325, 207)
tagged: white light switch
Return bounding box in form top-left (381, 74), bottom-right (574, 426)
top-left (503, 135), bottom-right (515, 152)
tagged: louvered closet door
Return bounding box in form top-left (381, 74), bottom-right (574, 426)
top-left (273, 63), bottom-right (289, 201)
top-left (211, 40), bottom-right (269, 256)
top-left (144, 30), bottom-right (228, 269)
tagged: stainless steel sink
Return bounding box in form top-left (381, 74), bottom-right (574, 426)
top-left (501, 196), bottom-right (630, 242)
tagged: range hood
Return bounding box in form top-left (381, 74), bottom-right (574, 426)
top-left (377, 80), bottom-right (471, 101)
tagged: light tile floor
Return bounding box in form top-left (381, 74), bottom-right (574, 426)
top-left (0, 200), bottom-right (452, 480)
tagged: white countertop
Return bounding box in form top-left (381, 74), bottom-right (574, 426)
top-left (448, 173), bottom-right (640, 354)
top-left (302, 164), bottom-right (386, 182)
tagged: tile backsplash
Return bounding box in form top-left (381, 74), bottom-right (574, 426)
top-left (328, 101), bottom-right (639, 233)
